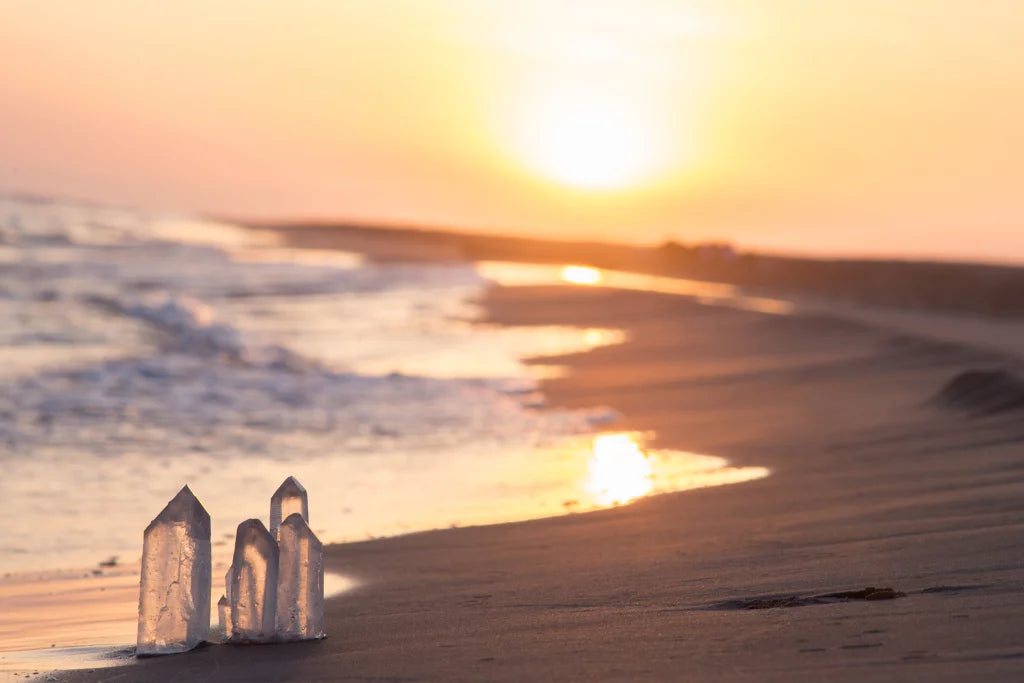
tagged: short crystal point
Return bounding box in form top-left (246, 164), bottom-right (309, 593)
top-left (276, 513), bottom-right (325, 641)
top-left (269, 476), bottom-right (309, 539)
top-left (228, 519), bottom-right (279, 643)
top-left (217, 595), bottom-right (230, 633)
top-left (137, 485), bottom-right (212, 655)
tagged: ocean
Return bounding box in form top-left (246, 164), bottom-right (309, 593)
top-left (0, 195), bottom-right (765, 577)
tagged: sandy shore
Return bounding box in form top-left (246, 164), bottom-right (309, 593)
top-left (53, 279), bottom-right (1024, 681)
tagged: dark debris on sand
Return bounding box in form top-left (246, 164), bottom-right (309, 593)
top-left (712, 587), bottom-right (907, 610)
top-left (932, 369), bottom-right (1024, 416)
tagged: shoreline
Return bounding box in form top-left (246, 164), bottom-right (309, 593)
top-left (52, 275), bottom-right (1024, 681)
top-left (263, 221), bottom-right (1024, 318)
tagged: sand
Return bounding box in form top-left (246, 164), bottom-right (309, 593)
top-left (53, 280), bottom-right (1024, 682)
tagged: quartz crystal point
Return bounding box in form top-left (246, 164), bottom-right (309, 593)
top-left (137, 485), bottom-right (212, 655)
top-left (217, 595), bottom-right (230, 633)
top-left (269, 476), bottom-right (309, 539)
top-left (228, 519), bottom-right (279, 642)
top-left (276, 513), bottom-right (325, 640)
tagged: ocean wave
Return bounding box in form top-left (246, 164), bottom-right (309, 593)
top-left (0, 196), bottom-right (632, 574)
top-left (0, 197), bottom-right (611, 461)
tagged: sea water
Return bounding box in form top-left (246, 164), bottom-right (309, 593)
top-left (0, 195), bottom-right (631, 575)
top-left (0, 196), bottom-right (770, 574)
top-left (0, 196), bottom-right (768, 669)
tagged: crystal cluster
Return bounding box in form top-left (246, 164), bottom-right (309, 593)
top-left (137, 476), bottom-right (326, 656)
top-left (137, 486), bottom-right (211, 655)
top-left (224, 476), bottom-right (325, 642)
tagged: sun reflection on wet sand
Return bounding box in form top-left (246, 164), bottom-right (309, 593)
top-left (580, 432), bottom-right (769, 509)
top-left (480, 262), bottom-right (795, 315)
top-left (586, 434), bottom-right (654, 505)
top-left (561, 265), bottom-right (603, 285)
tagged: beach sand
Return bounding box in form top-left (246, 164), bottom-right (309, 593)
top-left (55, 281), bottom-right (1024, 681)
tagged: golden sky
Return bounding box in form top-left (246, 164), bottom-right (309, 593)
top-left (1, 1), bottom-right (1022, 261)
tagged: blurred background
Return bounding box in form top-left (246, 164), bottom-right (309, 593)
top-left (2, 1), bottom-right (1022, 262)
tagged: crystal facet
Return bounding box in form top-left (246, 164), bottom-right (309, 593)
top-left (269, 476), bottom-right (308, 539)
top-left (276, 512), bottom-right (325, 640)
top-left (228, 519), bottom-right (279, 642)
top-left (136, 485), bottom-right (212, 655)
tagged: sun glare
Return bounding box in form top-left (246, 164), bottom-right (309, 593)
top-left (561, 265), bottom-right (603, 285)
top-left (586, 433), bottom-right (654, 506)
top-left (519, 91), bottom-right (661, 191)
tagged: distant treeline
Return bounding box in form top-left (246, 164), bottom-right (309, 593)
top-left (264, 222), bottom-right (1024, 318)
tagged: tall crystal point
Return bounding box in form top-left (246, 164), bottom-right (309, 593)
top-left (269, 476), bottom-right (308, 539)
top-left (137, 485), bottom-right (212, 655)
top-left (276, 512), bottom-right (325, 641)
top-left (228, 519), bottom-right (279, 643)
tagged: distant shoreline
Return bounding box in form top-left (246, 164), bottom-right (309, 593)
top-left (254, 220), bottom-right (1024, 319)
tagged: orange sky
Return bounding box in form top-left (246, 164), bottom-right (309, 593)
top-left (1, 1), bottom-right (1022, 262)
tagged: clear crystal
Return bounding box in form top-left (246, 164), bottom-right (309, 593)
top-left (136, 485), bottom-right (211, 655)
top-left (228, 519), bottom-right (279, 642)
top-left (217, 595), bottom-right (230, 633)
top-left (276, 513), bottom-right (325, 640)
top-left (225, 566), bottom-right (233, 602)
top-left (269, 476), bottom-right (308, 539)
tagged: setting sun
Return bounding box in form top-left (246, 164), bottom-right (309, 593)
top-left (518, 91), bottom-right (662, 191)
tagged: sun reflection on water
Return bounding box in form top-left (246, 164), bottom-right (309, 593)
top-left (481, 261), bottom-right (795, 315)
top-left (586, 433), bottom-right (653, 505)
top-left (561, 265), bottom-right (603, 285)
top-left (580, 432), bottom-right (769, 509)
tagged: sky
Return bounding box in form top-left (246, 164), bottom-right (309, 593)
top-left (1, 1), bottom-right (1022, 262)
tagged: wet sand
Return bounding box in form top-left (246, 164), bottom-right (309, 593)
top-left (57, 282), bottom-right (1024, 681)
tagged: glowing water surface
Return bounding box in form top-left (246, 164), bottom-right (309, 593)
top-left (0, 432), bottom-right (765, 675)
top-left (0, 431), bottom-right (765, 676)
top-left (0, 570), bottom-right (353, 675)
top-left (479, 262), bottom-right (796, 315)
top-left (0, 199), bottom-right (769, 674)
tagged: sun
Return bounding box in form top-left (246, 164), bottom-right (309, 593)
top-left (519, 91), bottom-right (659, 191)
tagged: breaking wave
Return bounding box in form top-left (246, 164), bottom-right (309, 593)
top-left (0, 195), bottom-right (625, 572)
